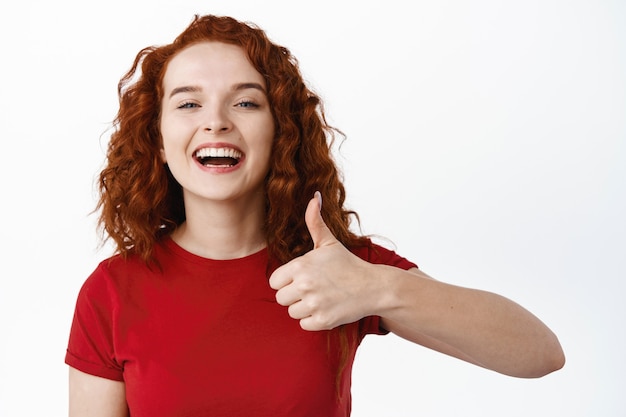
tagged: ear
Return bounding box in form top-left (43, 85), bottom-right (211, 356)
top-left (159, 148), bottom-right (167, 163)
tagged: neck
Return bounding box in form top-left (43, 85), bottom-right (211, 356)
top-left (172, 192), bottom-right (267, 260)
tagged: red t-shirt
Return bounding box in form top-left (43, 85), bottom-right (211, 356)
top-left (65, 237), bottom-right (416, 416)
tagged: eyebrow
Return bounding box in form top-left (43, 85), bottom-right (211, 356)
top-left (169, 85), bottom-right (201, 98)
top-left (168, 82), bottom-right (266, 99)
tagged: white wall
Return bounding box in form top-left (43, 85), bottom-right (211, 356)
top-left (1, 1), bottom-right (624, 415)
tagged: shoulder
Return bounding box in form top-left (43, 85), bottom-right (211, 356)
top-left (88, 252), bottom-right (147, 282)
top-left (93, 237), bottom-right (177, 279)
top-left (79, 244), bottom-right (166, 299)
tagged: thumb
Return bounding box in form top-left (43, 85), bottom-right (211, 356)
top-left (305, 191), bottom-right (336, 249)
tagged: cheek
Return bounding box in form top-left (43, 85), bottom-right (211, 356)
top-left (159, 120), bottom-right (184, 162)
top-left (159, 128), bottom-right (171, 163)
top-left (246, 117), bottom-right (275, 159)
top-left (261, 127), bottom-right (276, 165)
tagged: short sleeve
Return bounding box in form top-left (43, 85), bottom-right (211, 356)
top-left (353, 243), bottom-right (418, 337)
top-left (360, 243), bottom-right (418, 271)
top-left (65, 263), bottom-right (125, 381)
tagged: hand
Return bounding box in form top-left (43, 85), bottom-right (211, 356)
top-left (269, 192), bottom-right (379, 331)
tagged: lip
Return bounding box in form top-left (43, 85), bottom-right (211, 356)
top-left (193, 142), bottom-right (245, 173)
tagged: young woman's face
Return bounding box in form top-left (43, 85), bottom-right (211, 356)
top-left (160, 41), bottom-right (275, 206)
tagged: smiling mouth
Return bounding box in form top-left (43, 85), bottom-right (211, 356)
top-left (194, 147), bottom-right (243, 167)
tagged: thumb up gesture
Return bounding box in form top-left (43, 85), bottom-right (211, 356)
top-left (269, 192), bottom-right (381, 331)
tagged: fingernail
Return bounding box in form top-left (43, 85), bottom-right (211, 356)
top-left (314, 191), bottom-right (322, 209)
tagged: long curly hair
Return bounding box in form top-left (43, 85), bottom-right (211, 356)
top-left (97, 14), bottom-right (370, 264)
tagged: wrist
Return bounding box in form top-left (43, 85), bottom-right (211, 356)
top-left (366, 263), bottom-right (409, 318)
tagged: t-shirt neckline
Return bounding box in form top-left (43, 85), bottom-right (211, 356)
top-left (161, 236), bottom-right (268, 266)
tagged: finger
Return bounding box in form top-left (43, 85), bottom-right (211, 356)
top-left (274, 284), bottom-right (302, 307)
top-left (268, 264), bottom-right (292, 290)
top-left (305, 191), bottom-right (337, 249)
top-left (298, 315), bottom-right (329, 332)
top-left (287, 300), bottom-right (311, 320)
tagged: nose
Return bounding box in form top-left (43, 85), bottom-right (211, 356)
top-left (203, 105), bottom-right (232, 133)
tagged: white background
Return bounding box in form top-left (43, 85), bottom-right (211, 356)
top-left (1, 1), bottom-right (624, 416)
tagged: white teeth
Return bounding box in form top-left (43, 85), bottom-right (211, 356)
top-left (194, 147), bottom-right (242, 159)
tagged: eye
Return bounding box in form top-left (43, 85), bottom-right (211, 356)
top-left (177, 101), bottom-right (199, 109)
top-left (235, 100), bottom-right (259, 109)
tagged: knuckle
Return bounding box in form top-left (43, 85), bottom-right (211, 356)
top-left (320, 316), bottom-right (333, 329)
top-left (296, 275), bottom-right (317, 293)
top-left (314, 311), bottom-right (334, 330)
top-left (305, 295), bottom-right (321, 311)
top-left (291, 259), bottom-right (307, 274)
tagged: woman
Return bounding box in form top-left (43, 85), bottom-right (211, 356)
top-left (66, 14), bottom-right (564, 417)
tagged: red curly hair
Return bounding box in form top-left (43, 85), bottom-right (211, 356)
top-left (98, 14), bottom-right (370, 264)
top-left (97, 14), bottom-right (374, 397)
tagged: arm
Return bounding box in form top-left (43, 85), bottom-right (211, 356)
top-left (69, 367), bottom-right (128, 417)
top-left (270, 195), bottom-right (565, 378)
top-left (376, 266), bottom-right (565, 378)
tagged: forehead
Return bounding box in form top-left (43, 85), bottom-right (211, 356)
top-left (163, 41), bottom-right (265, 87)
